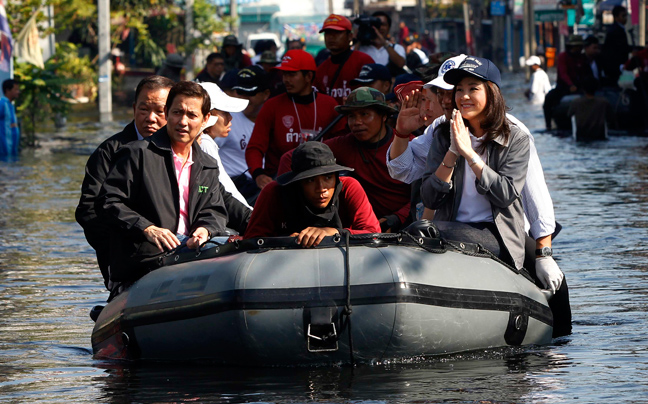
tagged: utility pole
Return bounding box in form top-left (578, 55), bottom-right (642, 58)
top-left (417, 0), bottom-right (426, 39)
top-left (98, 0), bottom-right (112, 122)
top-left (353, 0), bottom-right (361, 15)
top-left (230, 0), bottom-right (239, 38)
top-left (185, 0), bottom-right (194, 80)
top-left (329, 0), bottom-right (334, 14)
top-left (463, 1), bottom-right (474, 54)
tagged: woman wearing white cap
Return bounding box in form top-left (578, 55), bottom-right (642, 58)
top-left (524, 56), bottom-right (552, 105)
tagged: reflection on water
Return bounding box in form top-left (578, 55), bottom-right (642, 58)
top-left (2, 78), bottom-right (648, 402)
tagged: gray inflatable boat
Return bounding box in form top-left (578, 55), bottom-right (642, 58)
top-left (91, 228), bottom-right (554, 365)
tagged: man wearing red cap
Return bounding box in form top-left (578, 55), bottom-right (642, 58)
top-left (315, 14), bottom-right (374, 105)
top-left (245, 50), bottom-right (345, 190)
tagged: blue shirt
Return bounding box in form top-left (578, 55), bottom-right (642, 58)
top-left (0, 96), bottom-right (19, 156)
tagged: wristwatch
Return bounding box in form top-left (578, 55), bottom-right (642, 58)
top-left (535, 247), bottom-right (553, 257)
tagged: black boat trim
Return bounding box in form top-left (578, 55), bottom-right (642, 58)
top-left (93, 282), bottom-right (552, 344)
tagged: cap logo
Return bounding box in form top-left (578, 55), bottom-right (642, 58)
top-left (439, 60), bottom-right (455, 75)
top-left (281, 55), bottom-right (292, 64)
top-left (359, 65), bottom-right (372, 77)
top-left (282, 115), bottom-right (294, 128)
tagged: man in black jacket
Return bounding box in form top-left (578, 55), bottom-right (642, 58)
top-left (76, 75), bottom-right (174, 288)
top-left (97, 81), bottom-right (230, 290)
top-left (602, 6), bottom-right (631, 87)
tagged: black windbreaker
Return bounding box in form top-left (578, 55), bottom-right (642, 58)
top-left (97, 127), bottom-right (229, 282)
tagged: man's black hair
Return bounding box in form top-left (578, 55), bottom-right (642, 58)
top-left (2, 79), bottom-right (16, 94)
top-left (371, 11), bottom-right (392, 28)
top-left (206, 52), bottom-right (224, 64)
top-left (612, 5), bottom-right (626, 18)
top-left (134, 75), bottom-right (175, 105)
top-left (584, 35), bottom-right (599, 47)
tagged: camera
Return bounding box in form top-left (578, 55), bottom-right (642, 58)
top-left (354, 16), bottom-right (382, 46)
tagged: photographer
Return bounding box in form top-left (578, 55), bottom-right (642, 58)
top-left (355, 11), bottom-right (406, 76)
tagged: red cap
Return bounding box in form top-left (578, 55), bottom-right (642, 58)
top-left (319, 14), bottom-right (352, 33)
top-left (274, 50), bottom-right (317, 72)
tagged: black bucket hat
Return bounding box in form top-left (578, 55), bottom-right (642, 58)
top-left (276, 142), bottom-right (353, 185)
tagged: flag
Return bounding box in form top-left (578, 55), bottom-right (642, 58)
top-left (0, 0), bottom-right (12, 73)
top-left (15, 9), bottom-right (44, 69)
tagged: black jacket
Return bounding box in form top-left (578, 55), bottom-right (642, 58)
top-left (76, 121), bottom-right (138, 250)
top-left (603, 23), bottom-right (631, 82)
top-left (97, 127), bottom-right (229, 282)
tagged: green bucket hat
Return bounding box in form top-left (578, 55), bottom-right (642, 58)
top-left (334, 87), bottom-right (398, 115)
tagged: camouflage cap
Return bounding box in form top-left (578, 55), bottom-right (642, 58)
top-left (334, 87), bottom-right (398, 115)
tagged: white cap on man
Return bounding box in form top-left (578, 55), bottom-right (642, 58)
top-left (525, 55), bottom-right (542, 66)
top-left (423, 54), bottom-right (468, 90)
top-left (198, 82), bottom-right (249, 129)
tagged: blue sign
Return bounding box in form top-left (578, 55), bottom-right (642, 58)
top-left (491, 1), bottom-right (506, 16)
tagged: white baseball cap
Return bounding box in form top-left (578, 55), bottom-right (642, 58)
top-left (423, 54), bottom-right (467, 90)
top-left (525, 55), bottom-right (542, 66)
top-left (199, 82), bottom-right (249, 129)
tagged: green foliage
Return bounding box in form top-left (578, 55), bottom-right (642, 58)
top-left (13, 57), bottom-right (79, 147)
top-left (191, 0), bottom-right (226, 51)
top-left (426, 0), bottom-right (465, 19)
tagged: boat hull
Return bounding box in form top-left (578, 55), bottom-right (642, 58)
top-left (92, 238), bottom-right (553, 365)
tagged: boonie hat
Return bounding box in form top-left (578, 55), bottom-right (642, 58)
top-left (276, 142), bottom-right (353, 186)
top-left (259, 50), bottom-right (280, 65)
top-left (335, 87), bottom-right (398, 115)
top-left (164, 53), bottom-right (185, 68)
top-left (565, 34), bottom-right (584, 46)
top-left (198, 82), bottom-right (249, 129)
top-left (443, 56), bottom-right (502, 88)
top-left (232, 65), bottom-right (268, 95)
top-left (319, 14), bottom-right (353, 32)
top-left (222, 34), bottom-right (242, 48)
top-left (350, 63), bottom-right (391, 85)
top-left (274, 50), bottom-right (317, 72)
top-left (424, 54), bottom-right (467, 90)
top-left (525, 55), bottom-right (542, 66)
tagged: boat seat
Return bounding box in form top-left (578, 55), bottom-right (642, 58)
top-left (402, 219), bottom-right (440, 239)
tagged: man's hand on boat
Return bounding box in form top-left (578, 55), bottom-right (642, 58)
top-left (143, 225), bottom-right (181, 252)
top-left (186, 227), bottom-right (210, 250)
top-left (290, 227), bottom-right (339, 248)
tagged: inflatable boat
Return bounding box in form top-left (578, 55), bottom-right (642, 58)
top-left (91, 225), bottom-right (554, 366)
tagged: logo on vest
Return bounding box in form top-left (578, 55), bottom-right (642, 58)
top-left (198, 186), bottom-right (209, 193)
top-left (282, 115), bottom-right (294, 128)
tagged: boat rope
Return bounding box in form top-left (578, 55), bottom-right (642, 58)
top-left (341, 229), bottom-right (356, 367)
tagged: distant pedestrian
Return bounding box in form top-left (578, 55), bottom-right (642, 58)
top-left (568, 76), bottom-right (613, 141)
top-left (221, 35), bottom-right (252, 72)
top-left (157, 53), bottom-right (185, 82)
top-left (195, 52), bottom-right (225, 85)
top-left (525, 56), bottom-right (552, 105)
top-left (0, 79), bottom-right (20, 156)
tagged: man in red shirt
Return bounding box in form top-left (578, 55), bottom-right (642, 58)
top-left (315, 14), bottom-right (375, 104)
top-left (279, 87), bottom-right (411, 232)
top-left (245, 50), bottom-right (344, 191)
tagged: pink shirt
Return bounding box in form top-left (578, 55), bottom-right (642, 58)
top-left (172, 148), bottom-right (194, 235)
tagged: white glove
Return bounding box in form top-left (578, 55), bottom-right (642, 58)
top-left (535, 256), bottom-right (564, 294)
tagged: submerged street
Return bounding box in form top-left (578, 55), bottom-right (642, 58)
top-left (1, 73), bottom-right (648, 403)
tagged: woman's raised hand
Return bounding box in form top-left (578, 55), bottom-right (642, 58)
top-left (451, 109), bottom-right (473, 158)
top-left (395, 90), bottom-right (426, 136)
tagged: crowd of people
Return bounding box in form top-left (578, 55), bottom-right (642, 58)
top-left (73, 12), bottom-right (641, 338)
top-left (540, 6), bottom-right (648, 136)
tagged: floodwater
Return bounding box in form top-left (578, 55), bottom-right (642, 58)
top-left (1, 74), bottom-right (648, 403)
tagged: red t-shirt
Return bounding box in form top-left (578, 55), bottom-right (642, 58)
top-left (315, 51), bottom-right (375, 105)
top-left (277, 130), bottom-right (412, 225)
top-left (244, 176), bottom-right (381, 238)
top-left (245, 92), bottom-right (344, 178)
